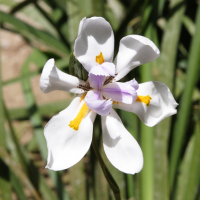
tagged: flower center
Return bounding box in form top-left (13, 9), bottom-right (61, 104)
top-left (96, 52), bottom-right (104, 64)
top-left (69, 102), bottom-right (89, 131)
top-left (136, 95), bottom-right (152, 106)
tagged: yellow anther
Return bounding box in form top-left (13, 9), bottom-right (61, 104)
top-left (80, 93), bottom-right (87, 102)
top-left (113, 101), bottom-right (119, 105)
top-left (96, 52), bottom-right (104, 64)
top-left (136, 95), bottom-right (152, 106)
top-left (69, 103), bottom-right (89, 131)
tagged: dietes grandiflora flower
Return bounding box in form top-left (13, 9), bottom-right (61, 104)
top-left (39, 17), bottom-right (178, 174)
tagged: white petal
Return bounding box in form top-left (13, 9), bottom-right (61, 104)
top-left (114, 35), bottom-right (160, 81)
top-left (102, 109), bottom-right (143, 174)
top-left (40, 59), bottom-right (86, 94)
top-left (44, 97), bottom-right (96, 171)
top-left (74, 17), bottom-right (114, 72)
top-left (114, 81), bottom-right (178, 127)
top-left (78, 17), bottom-right (86, 36)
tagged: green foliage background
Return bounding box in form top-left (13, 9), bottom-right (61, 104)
top-left (0, 0), bottom-right (200, 199)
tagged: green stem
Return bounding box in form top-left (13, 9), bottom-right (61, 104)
top-left (91, 135), bottom-right (121, 200)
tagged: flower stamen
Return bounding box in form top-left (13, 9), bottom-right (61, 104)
top-left (96, 52), bottom-right (104, 64)
top-left (136, 95), bottom-right (152, 106)
top-left (77, 84), bottom-right (91, 91)
top-left (69, 103), bottom-right (89, 131)
top-left (104, 76), bottom-right (115, 85)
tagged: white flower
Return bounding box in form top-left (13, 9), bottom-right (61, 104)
top-left (39, 17), bottom-right (178, 174)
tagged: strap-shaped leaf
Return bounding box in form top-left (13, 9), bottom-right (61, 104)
top-left (0, 33), bottom-right (12, 200)
top-left (21, 49), bottom-right (70, 200)
top-left (170, 3), bottom-right (200, 189)
top-left (175, 117), bottom-right (200, 200)
top-left (69, 52), bottom-right (88, 81)
top-left (0, 11), bottom-right (69, 57)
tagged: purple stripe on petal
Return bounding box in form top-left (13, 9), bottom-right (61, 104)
top-left (101, 82), bottom-right (137, 104)
top-left (85, 90), bottom-right (112, 116)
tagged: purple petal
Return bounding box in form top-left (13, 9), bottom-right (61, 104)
top-left (89, 62), bottom-right (115, 77)
top-left (89, 73), bottom-right (106, 89)
top-left (85, 90), bottom-right (112, 116)
top-left (101, 82), bottom-right (137, 104)
top-left (125, 78), bottom-right (139, 90)
top-left (100, 62), bottom-right (115, 76)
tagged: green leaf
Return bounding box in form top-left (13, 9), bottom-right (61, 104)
top-left (92, 0), bottom-right (105, 16)
top-left (158, 0), bottom-right (166, 16)
top-left (0, 146), bottom-right (42, 200)
top-left (114, 0), bottom-right (142, 52)
top-left (152, 0), bottom-right (186, 198)
top-left (0, 160), bottom-right (12, 200)
top-left (4, 97), bottom-right (61, 200)
top-left (11, 0), bottom-right (35, 13)
top-left (69, 52), bottom-right (88, 81)
top-left (9, 99), bottom-right (72, 120)
top-left (92, 120), bottom-right (121, 200)
top-left (10, 173), bottom-right (29, 200)
top-left (2, 56), bottom-right (69, 87)
top-left (2, 71), bottom-right (39, 86)
top-left (4, 103), bottom-right (28, 172)
top-left (21, 52), bottom-right (48, 160)
top-left (33, 1), bottom-right (70, 49)
top-left (0, 11), bottom-right (69, 57)
top-left (0, 30), bottom-right (12, 200)
top-left (139, 3), bottom-right (159, 199)
top-left (68, 160), bottom-right (87, 200)
top-left (175, 116), bottom-right (200, 200)
top-left (120, 110), bottom-right (139, 199)
top-left (170, 3), bottom-right (200, 190)
top-left (183, 16), bottom-right (196, 36)
top-left (21, 49), bottom-right (70, 200)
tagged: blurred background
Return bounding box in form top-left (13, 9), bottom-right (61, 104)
top-left (0, 0), bottom-right (200, 200)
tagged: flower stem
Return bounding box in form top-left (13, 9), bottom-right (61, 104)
top-left (91, 135), bottom-right (121, 200)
